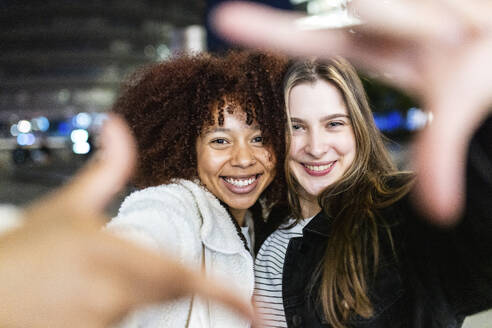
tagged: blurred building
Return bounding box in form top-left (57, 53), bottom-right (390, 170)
top-left (0, 0), bottom-right (206, 206)
top-left (0, 0), bottom-right (205, 123)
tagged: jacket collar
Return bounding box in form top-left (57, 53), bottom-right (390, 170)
top-left (303, 210), bottom-right (332, 237)
top-left (178, 179), bottom-right (250, 256)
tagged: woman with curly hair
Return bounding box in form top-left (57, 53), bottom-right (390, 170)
top-left (106, 51), bottom-right (288, 328)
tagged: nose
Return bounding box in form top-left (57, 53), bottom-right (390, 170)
top-left (230, 143), bottom-right (256, 168)
top-left (304, 130), bottom-right (327, 158)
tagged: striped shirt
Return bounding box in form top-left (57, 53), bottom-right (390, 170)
top-left (254, 217), bottom-right (313, 327)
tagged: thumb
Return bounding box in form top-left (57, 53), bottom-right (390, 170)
top-left (184, 272), bottom-right (257, 324)
top-left (25, 115), bottom-right (136, 218)
top-left (412, 120), bottom-right (466, 225)
top-left (411, 105), bottom-right (474, 225)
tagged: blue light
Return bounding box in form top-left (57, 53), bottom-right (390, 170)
top-left (373, 110), bottom-right (404, 132)
top-left (373, 114), bottom-right (386, 131)
top-left (72, 112), bottom-right (92, 129)
top-left (10, 124), bottom-right (19, 137)
top-left (406, 107), bottom-right (427, 131)
top-left (17, 133), bottom-right (36, 146)
top-left (57, 121), bottom-right (71, 136)
top-left (17, 134), bottom-right (28, 146)
top-left (35, 116), bottom-right (50, 132)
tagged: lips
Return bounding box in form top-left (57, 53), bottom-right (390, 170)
top-left (221, 174), bottom-right (261, 194)
top-left (302, 161), bottom-right (335, 176)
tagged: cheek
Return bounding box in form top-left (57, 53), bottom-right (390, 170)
top-left (346, 143), bottom-right (356, 165)
top-left (337, 131), bottom-right (356, 156)
top-left (259, 149), bottom-right (276, 173)
top-left (196, 150), bottom-right (219, 180)
top-left (196, 159), bottom-right (207, 182)
top-left (288, 137), bottom-right (303, 158)
top-left (288, 159), bottom-right (303, 182)
top-left (338, 133), bottom-right (357, 169)
top-left (340, 141), bottom-right (355, 157)
top-left (346, 136), bottom-right (357, 159)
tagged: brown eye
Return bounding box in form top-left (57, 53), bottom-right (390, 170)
top-left (252, 136), bottom-right (263, 143)
top-left (211, 138), bottom-right (228, 144)
top-left (326, 121), bottom-right (344, 128)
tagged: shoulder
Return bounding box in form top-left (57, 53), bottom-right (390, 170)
top-left (117, 179), bottom-right (219, 215)
top-left (106, 180), bottom-right (211, 260)
top-left (113, 180), bottom-right (213, 226)
top-left (119, 181), bottom-right (195, 211)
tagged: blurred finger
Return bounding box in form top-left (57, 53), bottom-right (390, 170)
top-left (60, 115), bottom-right (136, 214)
top-left (184, 271), bottom-right (257, 323)
top-left (90, 233), bottom-right (256, 322)
top-left (411, 116), bottom-right (467, 225)
top-left (353, 0), bottom-right (465, 44)
top-left (211, 1), bottom-right (429, 92)
top-left (436, 0), bottom-right (492, 31)
top-left (213, 0), bottom-right (461, 57)
top-left (26, 115), bottom-right (136, 218)
top-left (212, 1), bottom-right (350, 56)
top-left (411, 37), bottom-right (492, 225)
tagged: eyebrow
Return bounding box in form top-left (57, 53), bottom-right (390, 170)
top-left (290, 114), bottom-right (350, 123)
top-left (202, 125), bottom-right (261, 134)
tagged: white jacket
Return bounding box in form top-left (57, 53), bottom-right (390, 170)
top-left (107, 179), bottom-right (254, 328)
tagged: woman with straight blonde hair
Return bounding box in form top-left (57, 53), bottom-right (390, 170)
top-left (254, 57), bottom-right (492, 328)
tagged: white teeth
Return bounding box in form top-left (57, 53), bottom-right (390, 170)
top-left (224, 176), bottom-right (256, 187)
top-left (304, 162), bottom-right (334, 171)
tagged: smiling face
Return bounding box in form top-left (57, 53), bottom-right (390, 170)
top-left (196, 108), bottom-right (276, 224)
top-left (288, 79), bottom-right (356, 206)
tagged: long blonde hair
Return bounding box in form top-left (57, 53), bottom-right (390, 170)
top-left (283, 58), bottom-right (413, 327)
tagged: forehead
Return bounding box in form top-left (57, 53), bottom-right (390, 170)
top-left (289, 80), bottom-right (348, 118)
top-left (202, 103), bottom-right (260, 132)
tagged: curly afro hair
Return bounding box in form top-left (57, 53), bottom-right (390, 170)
top-left (112, 51), bottom-right (289, 207)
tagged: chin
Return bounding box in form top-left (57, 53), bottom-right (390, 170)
top-left (232, 202), bottom-right (256, 210)
top-left (302, 184), bottom-right (328, 198)
top-left (225, 199), bottom-right (256, 211)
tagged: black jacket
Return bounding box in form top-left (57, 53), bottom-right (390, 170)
top-left (280, 117), bottom-right (492, 327)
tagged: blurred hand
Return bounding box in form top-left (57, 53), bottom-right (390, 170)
top-left (213, 0), bottom-right (492, 224)
top-left (0, 116), bottom-right (253, 328)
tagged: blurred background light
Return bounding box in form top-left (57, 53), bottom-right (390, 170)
top-left (17, 120), bottom-right (32, 134)
top-left (157, 44), bottom-right (171, 60)
top-left (10, 124), bottom-right (19, 137)
top-left (56, 122), bottom-right (71, 136)
top-left (72, 142), bottom-right (91, 155)
top-left (32, 117), bottom-right (50, 132)
top-left (184, 25), bottom-right (206, 53)
top-left (70, 129), bottom-right (89, 144)
top-left (406, 107), bottom-right (428, 131)
top-left (72, 112), bottom-right (92, 129)
top-left (17, 133), bottom-right (36, 146)
top-left (373, 110), bottom-right (404, 132)
top-left (92, 113), bottom-right (108, 129)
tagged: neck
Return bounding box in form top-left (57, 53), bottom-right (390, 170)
top-left (228, 208), bottom-right (247, 226)
top-left (299, 195), bottom-right (321, 219)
